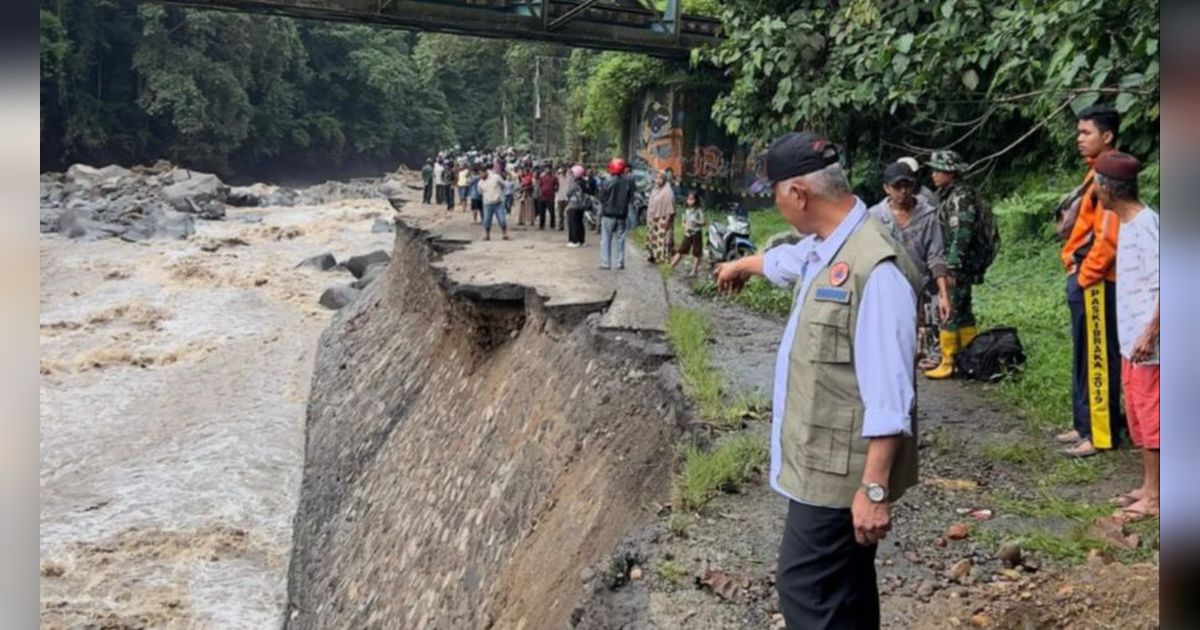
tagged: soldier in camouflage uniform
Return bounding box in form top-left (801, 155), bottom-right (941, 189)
top-left (924, 150), bottom-right (983, 379)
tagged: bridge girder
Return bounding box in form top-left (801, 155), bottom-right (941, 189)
top-left (155, 0), bottom-right (722, 59)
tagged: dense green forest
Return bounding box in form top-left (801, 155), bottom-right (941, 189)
top-left (41, 0), bottom-right (1157, 182)
top-left (39, 1), bottom-right (620, 178)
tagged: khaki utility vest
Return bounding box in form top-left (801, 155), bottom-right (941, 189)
top-left (776, 215), bottom-right (923, 508)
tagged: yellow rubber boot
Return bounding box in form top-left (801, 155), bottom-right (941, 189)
top-left (959, 326), bottom-right (978, 348)
top-left (924, 330), bottom-right (959, 380)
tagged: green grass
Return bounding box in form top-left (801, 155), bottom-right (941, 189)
top-left (674, 432), bottom-right (769, 512)
top-left (980, 440), bottom-right (1048, 468)
top-left (1043, 456), bottom-right (1112, 485)
top-left (990, 489), bottom-right (1111, 521)
top-left (976, 518), bottom-right (1158, 565)
top-left (666, 306), bottom-right (725, 422)
top-left (665, 306), bottom-right (767, 424)
top-left (974, 236), bottom-right (1072, 431)
top-left (653, 559), bottom-right (688, 586)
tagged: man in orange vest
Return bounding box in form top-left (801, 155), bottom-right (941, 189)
top-left (1056, 105), bottom-right (1126, 457)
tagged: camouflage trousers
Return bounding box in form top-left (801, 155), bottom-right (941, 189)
top-left (941, 277), bottom-right (976, 331)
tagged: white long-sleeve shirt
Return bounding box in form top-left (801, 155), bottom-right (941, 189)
top-left (761, 199), bottom-right (917, 503)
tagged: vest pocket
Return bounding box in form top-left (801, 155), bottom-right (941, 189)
top-left (802, 412), bottom-right (853, 475)
top-left (807, 303), bottom-right (851, 363)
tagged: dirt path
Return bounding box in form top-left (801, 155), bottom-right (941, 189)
top-left (609, 266), bottom-right (1159, 629)
top-left (39, 200), bottom-right (394, 628)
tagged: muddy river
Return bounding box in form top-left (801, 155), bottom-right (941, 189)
top-left (39, 199), bottom-right (394, 628)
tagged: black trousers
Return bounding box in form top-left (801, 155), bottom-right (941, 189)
top-left (444, 185), bottom-right (455, 210)
top-left (777, 501), bottom-right (879, 630)
top-left (1066, 274), bottom-right (1124, 448)
top-left (567, 207), bottom-right (585, 244)
top-left (535, 198), bottom-right (554, 229)
top-left (422, 181), bottom-right (433, 204)
top-left (434, 184), bottom-right (444, 204)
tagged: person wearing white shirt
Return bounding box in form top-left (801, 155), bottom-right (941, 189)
top-left (1095, 151), bottom-right (1160, 521)
top-left (716, 132), bottom-right (921, 629)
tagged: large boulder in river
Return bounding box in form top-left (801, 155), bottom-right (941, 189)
top-left (319, 285), bottom-right (361, 310)
top-left (380, 179), bottom-right (406, 199)
top-left (162, 169), bottom-right (229, 213)
top-left (350, 262), bottom-right (388, 290)
top-left (57, 207), bottom-right (126, 241)
top-left (119, 205), bottom-right (196, 242)
top-left (298, 252), bottom-right (338, 271)
top-left (345, 250), bottom-right (391, 279)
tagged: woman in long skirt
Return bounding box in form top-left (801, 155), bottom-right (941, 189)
top-left (517, 168), bottom-right (536, 226)
top-left (644, 171), bottom-right (676, 264)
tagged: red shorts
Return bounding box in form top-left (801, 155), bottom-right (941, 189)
top-left (1121, 358), bottom-right (1159, 449)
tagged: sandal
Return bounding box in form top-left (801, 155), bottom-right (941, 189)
top-left (1113, 500), bottom-right (1159, 522)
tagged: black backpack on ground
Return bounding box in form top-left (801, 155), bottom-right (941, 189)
top-left (956, 327), bottom-right (1026, 382)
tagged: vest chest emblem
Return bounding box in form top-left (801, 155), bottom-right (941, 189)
top-left (829, 262), bottom-right (850, 286)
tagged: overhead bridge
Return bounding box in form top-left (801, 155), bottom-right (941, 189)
top-left (158, 0), bottom-right (722, 58)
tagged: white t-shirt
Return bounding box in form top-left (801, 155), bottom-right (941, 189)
top-left (1116, 206), bottom-right (1159, 363)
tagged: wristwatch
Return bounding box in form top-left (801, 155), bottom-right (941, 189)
top-left (861, 483), bottom-right (888, 503)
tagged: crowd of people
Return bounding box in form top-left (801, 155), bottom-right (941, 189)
top-left (418, 148), bottom-right (662, 270)
top-left (712, 104), bottom-right (1158, 627)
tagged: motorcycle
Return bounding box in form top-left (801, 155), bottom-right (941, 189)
top-left (707, 203), bottom-right (757, 263)
top-left (583, 195), bottom-right (600, 231)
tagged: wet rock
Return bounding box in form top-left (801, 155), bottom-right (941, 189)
top-left (299, 253), bottom-right (338, 271)
top-left (1085, 548), bottom-right (1112, 567)
top-left (372, 218), bottom-right (396, 233)
top-left (946, 523), bottom-right (971, 540)
top-left (948, 558), bottom-right (972, 582)
top-left (629, 566), bottom-right (643, 581)
top-left (997, 541), bottom-right (1022, 568)
top-left (162, 169), bottom-right (230, 212)
top-left (351, 262), bottom-right (388, 290)
top-left (380, 179), bottom-right (406, 198)
top-left (199, 200), bottom-right (227, 220)
top-left (57, 207), bottom-right (126, 241)
top-left (969, 613), bottom-right (991, 627)
top-left (266, 188), bottom-right (299, 207)
top-left (917, 580), bottom-right (935, 598)
top-left (227, 187), bottom-right (262, 207)
top-left (346, 250), bottom-right (391, 279)
top-left (319, 285), bottom-right (361, 310)
top-left (120, 206), bottom-right (196, 242)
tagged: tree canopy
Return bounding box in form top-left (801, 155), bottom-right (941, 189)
top-left (698, 0), bottom-right (1159, 176)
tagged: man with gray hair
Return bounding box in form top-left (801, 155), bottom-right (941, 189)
top-left (717, 131), bottom-right (922, 629)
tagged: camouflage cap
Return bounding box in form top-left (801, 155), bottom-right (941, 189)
top-left (927, 150), bottom-right (967, 173)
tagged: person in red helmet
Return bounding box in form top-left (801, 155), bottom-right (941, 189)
top-left (599, 158), bottom-right (635, 269)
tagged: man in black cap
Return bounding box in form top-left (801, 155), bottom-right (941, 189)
top-left (717, 132), bottom-right (922, 629)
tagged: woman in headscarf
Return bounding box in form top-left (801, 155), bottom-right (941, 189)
top-left (644, 170), bottom-right (676, 264)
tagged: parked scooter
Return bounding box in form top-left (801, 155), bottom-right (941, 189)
top-left (707, 202), bottom-right (756, 262)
